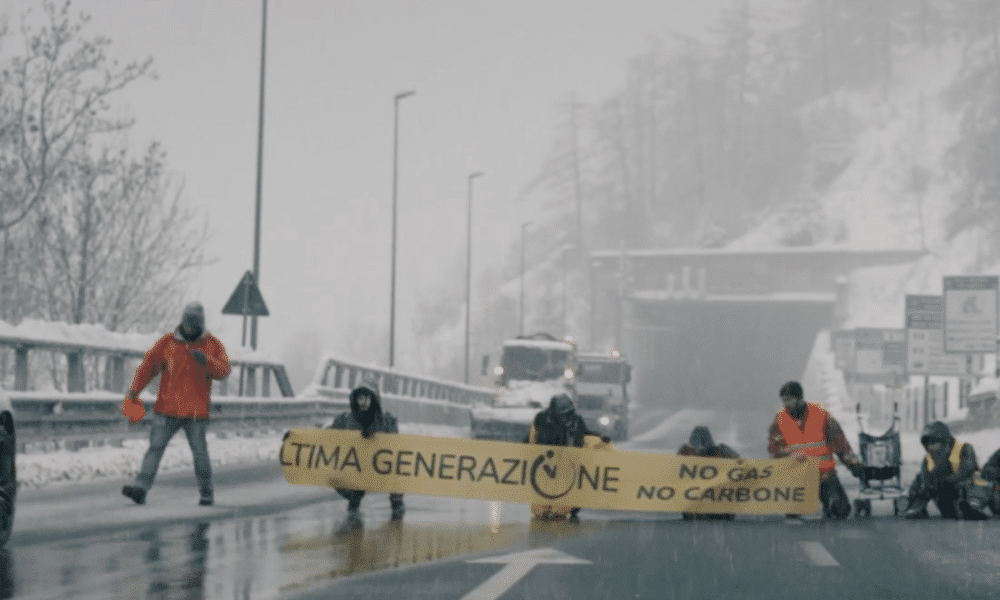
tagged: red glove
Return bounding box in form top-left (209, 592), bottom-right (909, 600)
top-left (123, 395), bottom-right (146, 423)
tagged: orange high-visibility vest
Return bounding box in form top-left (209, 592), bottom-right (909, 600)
top-left (777, 403), bottom-right (836, 473)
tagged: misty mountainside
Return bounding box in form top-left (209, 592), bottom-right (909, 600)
top-left (402, 1), bottom-right (1000, 384)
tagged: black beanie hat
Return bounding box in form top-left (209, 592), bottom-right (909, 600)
top-left (780, 381), bottom-right (803, 399)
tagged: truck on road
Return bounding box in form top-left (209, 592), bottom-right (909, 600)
top-left (470, 333), bottom-right (577, 441)
top-left (574, 350), bottom-right (632, 441)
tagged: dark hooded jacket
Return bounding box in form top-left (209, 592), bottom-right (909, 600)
top-left (917, 421), bottom-right (978, 490)
top-left (329, 380), bottom-right (398, 438)
top-left (525, 399), bottom-right (599, 447)
top-left (678, 426), bottom-right (739, 459)
top-left (983, 448), bottom-right (1000, 484)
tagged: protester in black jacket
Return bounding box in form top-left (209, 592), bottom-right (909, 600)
top-left (525, 394), bottom-right (609, 521)
top-left (329, 379), bottom-right (404, 519)
top-left (525, 394), bottom-right (608, 447)
top-left (678, 426), bottom-right (740, 521)
top-left (978, 447), bottom-right (1000, 516)
top-left (903, 421), bottom-right (988, 520)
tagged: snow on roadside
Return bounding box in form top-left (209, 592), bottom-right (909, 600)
top-left (16, 422), bottom-right (470, 491)
top-left (808, 331), bottom-right (1000, 476)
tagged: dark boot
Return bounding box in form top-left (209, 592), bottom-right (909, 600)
top-left (903, 498), bottom-right (929, 519)
top-left (390, 494), bottom-right (405, 520)
top-left (122, 485), bottom-right (146, 505)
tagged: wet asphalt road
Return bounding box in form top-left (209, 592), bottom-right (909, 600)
top-left (4, 409), bottom-right (999, 600)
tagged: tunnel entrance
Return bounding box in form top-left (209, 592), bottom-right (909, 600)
top-left (590, 247), bottom-right (927, 415)
top-left (627, 296), bottom-right (834, 412)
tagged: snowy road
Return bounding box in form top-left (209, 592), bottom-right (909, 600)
top-left (3, 407), bottom-right (998, 599)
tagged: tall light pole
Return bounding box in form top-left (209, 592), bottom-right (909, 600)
top-left (389, 90), bottom-right (415, 368)
top-left (464, 171), bottom-right (484, 384)
top-left (519, 221), bottom-right (532, 335)
top-left (249, 0), bottom-right (267, 351)
top-left (562, 243), bottom-right (572, 336)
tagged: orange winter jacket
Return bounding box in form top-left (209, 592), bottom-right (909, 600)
top-left (129, 330), bottom-right (231, 419)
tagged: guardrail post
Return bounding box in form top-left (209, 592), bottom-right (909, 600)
top-left (104, 355), bottom-right (126, 392)
top-left (14, 346), bottom-right (29, 391)
top-left (262, 366), bottom-right (271, 397)
top-left (67, 350), bottom-right (85, 393)
top-left (334, 364), bottom-right (343, 388)
top-left (246, 366), bottom-right (257, 397)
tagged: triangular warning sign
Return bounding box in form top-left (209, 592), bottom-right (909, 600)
top-left (222, 270), bottom-right (269, 316)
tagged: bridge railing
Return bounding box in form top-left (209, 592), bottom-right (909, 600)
top-left (0, 320), bottom-right (496, 451)
top-left (300, 356), bottom-right (496, 431)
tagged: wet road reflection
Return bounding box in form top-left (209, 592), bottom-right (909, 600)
top-left (5, 495), bottom-right (610, 600)
top-left (5, 408), bottom-right (773, 599)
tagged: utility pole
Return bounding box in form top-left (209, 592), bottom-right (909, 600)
top-left (389, 90), bottom-right (415, 368)
top-left (250, 0), bottom-right (267, 351)
top-left (464, 171), bottom-right (484, 384)
top-left (519, 222), bottom-right (531, 335)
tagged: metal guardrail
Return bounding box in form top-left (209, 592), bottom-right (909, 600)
top-left (8, 391), bottom-right (347, 453)
top-left (3, 346), bottom-right (497, 453)
top-left (300, 356), bottom-right (496, 431)
top-left (0, 319), bottom-right (294, 397)
top-left (0, 321), bottom-right (497, 451)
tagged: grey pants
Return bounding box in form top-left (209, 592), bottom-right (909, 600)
top-left (135, 414), bottom-right (213, 501)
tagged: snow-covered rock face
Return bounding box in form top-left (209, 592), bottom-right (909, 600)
top-left (727, 44), bottom-right (996, 326)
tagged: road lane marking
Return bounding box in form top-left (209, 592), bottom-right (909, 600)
top-left (799, 541), bottom-right (840, 566)
top-left (464, 547), bottom-right (591, 600)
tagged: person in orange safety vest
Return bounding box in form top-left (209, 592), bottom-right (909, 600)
top-left (768, 381), bottom-right (864, 519)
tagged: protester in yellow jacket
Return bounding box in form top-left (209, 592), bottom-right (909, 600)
top-left (903, 421), bottom-right (990, 520)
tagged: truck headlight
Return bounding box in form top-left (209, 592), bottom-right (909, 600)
top-left (598, 416), bottom-right (611, 426)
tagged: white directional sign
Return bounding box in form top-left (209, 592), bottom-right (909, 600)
top-left (905, 295), bottom-right (968, 376)
top-left (854, 328), bottom-right (906, 385)
top-left (464, 547), bottom-right (591, 600)
top-left (943, 276), bottom-right (998, 353)
top-left (832, 330), bottom-right (855, 372)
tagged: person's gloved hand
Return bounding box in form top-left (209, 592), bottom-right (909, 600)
top-left (122, 393), bottom-right (145, 423)
top-left (190, 350), bottom-right (207, 366)
top-left (600, 436), bottom-right (612, 444)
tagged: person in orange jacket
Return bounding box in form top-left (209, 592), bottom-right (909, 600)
top-left (768, 381), bottom-right (863, 519)
top-left (121, 302), bottom-right (231, 506)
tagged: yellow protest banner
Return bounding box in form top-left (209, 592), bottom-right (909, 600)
top-left (280, 429), bottom-right (820, 515)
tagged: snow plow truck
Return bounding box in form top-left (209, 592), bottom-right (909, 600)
top-left (470, 333), bottom-right (578, 441)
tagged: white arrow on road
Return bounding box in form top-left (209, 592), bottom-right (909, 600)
top-left (462, 547), bottom-right (592, 600)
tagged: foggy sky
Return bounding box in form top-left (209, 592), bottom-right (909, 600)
top-left (1, 0), bottom-right (726, 369)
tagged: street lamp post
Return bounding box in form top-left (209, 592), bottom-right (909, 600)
top-left (389, 90), bottom-right (415, 369)
top-left (249, 0), bottom-right (267, 352)
top-left (464, 171), bottom-right (484, 384)
top-left (562, 243), bottom-right (572, 336)
top-left (519, 221), bottom-right (532, 336)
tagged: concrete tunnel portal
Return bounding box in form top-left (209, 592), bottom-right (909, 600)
top-left (589, 247), bottom-right (927, 415)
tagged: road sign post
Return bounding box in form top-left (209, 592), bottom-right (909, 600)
top-left (905, 295), bottom-right (967, 376)
top-left (223, 270), bottom-right (270, 394)
top-left (943, 276), bottom-right (999, 353)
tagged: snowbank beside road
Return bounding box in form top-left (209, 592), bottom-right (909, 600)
top-left (15, 422), bottom-right (469, 490)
